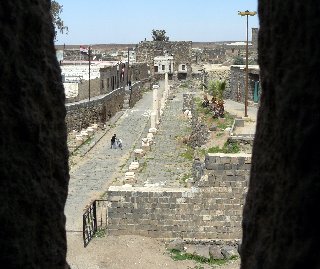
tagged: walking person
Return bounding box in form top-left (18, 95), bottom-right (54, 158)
top-left (110, 134), bottom-right (116, 149)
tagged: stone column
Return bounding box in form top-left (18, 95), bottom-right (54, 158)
top-left (150, 112), bottom-right (157, 129)
top-left (165, 72), bottom-right (169, 98)
top-left (152, 86), bottom-right (159, 124)
top-left (160, 73), bottom-right (169, 116)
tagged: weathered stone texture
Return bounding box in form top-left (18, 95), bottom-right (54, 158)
top-left (136, 41), bottom-right (193, 77)
top-left (65, 88), bottom-right (125, 132)
top-left (183, 93), bottom-right (196, 111)
top-left (206, 68), bottom-right (231, 98)
top-left (128, 82), bottom-right (143, 108)
top-left (0, 0), bottom-right (68, 268)
top-left (227, 65), bottom-right (260, 102)
top-left (107, 154), bottom-right (250, 241)
top-left (130, 62), bottom-right (150, 82)
top-left (64, 78), bottom-right (100, 103)
top-left (240, 1), bottom-right (320, 269)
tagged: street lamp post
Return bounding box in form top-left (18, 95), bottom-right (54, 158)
top-left (88, 45), bottom-right (91, 101)
top-left (238, 10), bottom-right (257, 117)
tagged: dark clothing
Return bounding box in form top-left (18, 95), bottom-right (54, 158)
top-left (111, 134), bottom-right (116, 149)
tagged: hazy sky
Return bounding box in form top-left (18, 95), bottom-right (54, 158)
top-left (55, 0), bottom-right (259, 45)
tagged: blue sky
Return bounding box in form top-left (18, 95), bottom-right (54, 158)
top-left (55, 0), bottom-right (259, 45)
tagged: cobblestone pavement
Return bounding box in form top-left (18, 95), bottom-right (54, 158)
top-left (65, 88), bottom-right (155, 232)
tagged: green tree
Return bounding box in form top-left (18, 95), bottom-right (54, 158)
top-left (151, 29), bottom-right (169, 41)
top-left (51, 0), bottom-right (68, 40)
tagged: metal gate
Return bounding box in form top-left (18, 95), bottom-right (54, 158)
top-left (83, 199), bottom-right (108, 247)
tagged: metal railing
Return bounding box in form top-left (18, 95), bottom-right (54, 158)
top-left (83, 199), bottom-right (108, 247)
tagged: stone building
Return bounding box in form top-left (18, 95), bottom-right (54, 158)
top-left (135, 41), bottom-right (192, 80)
top-left (100, 62), bottom-right (129, 94)
top-left (227, 65), bottom-right (260, 103)
top-left (153, 55), bottom-right (174, 79)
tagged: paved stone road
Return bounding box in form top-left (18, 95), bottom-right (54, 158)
top-left (134, 85), bottom-right (193, 187)
top-left (65, 87), bottom-right (156, 232)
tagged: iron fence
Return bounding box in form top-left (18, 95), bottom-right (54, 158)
top-left (83, 199), bottom-right (108, 247)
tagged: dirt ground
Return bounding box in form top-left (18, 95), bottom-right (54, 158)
top-left (67, 233), bottom-right (240, 269)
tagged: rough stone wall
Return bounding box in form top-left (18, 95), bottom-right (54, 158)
top-left (202, 47), bottom-right (227, 64)
top-left (136, 41), bottom-right (193, 77)
top-left (65, 78), bottom-right (101, 103)
top-left (183, 92), bottom-right (196, 111)
top-left (100, 65), bottom-right (118, 94)
top-left (227, 66), bottom-right (259, 102)
top-left (129, 82), bottom-right (143, 108)
top-left (206, 68), bottom-right (231, 98)
top-left (251, 28), bottom-right (259, 50)
top-left (107, 154), bottom-right (250, 240)
top-left (130, 62), bottom-right (150, 82)
top-left (78, 78), bottom-right (101, 99)
top-left (240, 1), bottom-right (320, 269)
top-left (65, 88), bottom-right (125, 132)
top-left (0, 0), bottom-right (69, 268)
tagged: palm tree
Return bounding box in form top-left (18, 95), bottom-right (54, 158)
top-left (207, 80), bottom-right (226, 118)
top-left (208, 80), bottom-right (226, 101)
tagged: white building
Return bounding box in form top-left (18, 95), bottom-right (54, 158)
top-left (153, 55), bottom-right (174, 74)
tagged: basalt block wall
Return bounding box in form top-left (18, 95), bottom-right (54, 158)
top-left (65, 88), bottom-right (125, 132)
top-left (129, 81), bottom-right (143, 108)
top-left (107, 153), bottom-right (250, 240)
top-left (227, 66), bottom-right (259, 102)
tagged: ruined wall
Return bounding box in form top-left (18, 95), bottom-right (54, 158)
top-left (129, 82), bottom-right (143, 108)
top-left (65, 88), bottom-right (125, 132)
top-left (202, 47), bottom-right (227, 64)
top-left (206, 68), bottom-right (231, 98)
top-left (65, 78), bottom-right (106, 104)
top-left (136, 41), bottom-right (193, 77)
top-left (130, 62), bottom-right (150, 82)
top-left (78, 78), bottom-right (101, 99)
top-left (0, 0), bottom-right (69, 267)
top-left (227, 66), bottom-right (259, 102)
top-left (107, 153), bottom-right (250, 240)
top-left (100, 66), bottom-right (118, 94)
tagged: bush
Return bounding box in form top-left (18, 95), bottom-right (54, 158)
top-left (207, 140), bottom-right (240, 154)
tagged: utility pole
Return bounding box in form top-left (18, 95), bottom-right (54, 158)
top-left (238, 10), bottom-right (257, 117)
top-left (127, 47), bottom-right (129, 85)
